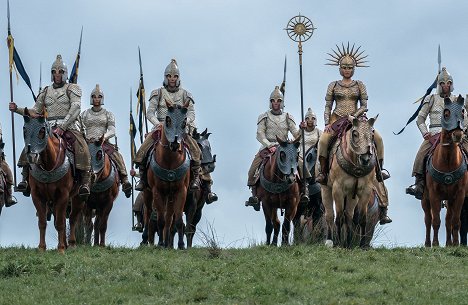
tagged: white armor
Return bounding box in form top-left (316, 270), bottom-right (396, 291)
top-left (301, 128), bottom-right (322, 153)
top-left (81, 107), bottom-right (115, 141)
top-left (256, 111), bottom-right (298, 150)
top-left (32, 83), bottom-right (82, 131)
top-left (417, 94), bottom-right (458, 136)
top-left (147, 87), bottom-right (196, 133)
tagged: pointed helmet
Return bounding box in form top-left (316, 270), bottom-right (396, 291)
top-left (51, 54), bottom-right (68, 82)
top-left (305, 107), bottom-right (317, 120)
top-left (90, 84), bottom-right (105, 105)
top-left (163, 59), bottom-right (180, 87)
top-left (437, 67), bottom-right (454, 94)
top-left (269, 86), bottom-right (284, 110)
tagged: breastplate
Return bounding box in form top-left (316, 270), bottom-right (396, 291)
top-left (83, 109), bottom-right (108, 140)
top-left (44, 86), bottom-right (71, 119)
top-left (157, 89), bottom-right (186, 122)
top-left (303, 129), bottom-right (319, 151)
top-left (332, 82), bottom-right (360, 118)
top-left (265, 112), bottom-right (290, 142)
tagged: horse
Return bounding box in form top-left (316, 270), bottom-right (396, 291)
top-left (22, 109), bottom-right (81, 253)
top-left (293, 146), bottom-right (324, 243)
top-left (143, 100), bottom-right (191, 249)
top-left (256, 136), bottom-right (301, 246)
top-left (322, 115), bottom-right (378, 248)
top-left (75, 136), bottom-right (120, 246)
top-left (423, 96), bottom-right (467, 247)
top-left (185, 128), bottom-right (217, 248)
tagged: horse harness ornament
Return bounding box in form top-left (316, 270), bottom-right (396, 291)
top-left (30, 150), bottom-right (72, 184)
top-left (427, 153), bottom-right (467, 185)
top-left (259, 163), bottom-right (293, 194)
top-left (91, 163), bottom-right (116, 192)
top-left (335, 139), bottom-right (376, 178)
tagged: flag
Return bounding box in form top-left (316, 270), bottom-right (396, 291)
top-left (69, 27), bottom-right (83, 84)
top-left (7, 34), bottom-right (36, 100)
top-left (130, 111), bottom-right (137, 162)
top-left (393, 76), bottom-right (438, 135)
top-left (136, 76), bottom-right (146, 144)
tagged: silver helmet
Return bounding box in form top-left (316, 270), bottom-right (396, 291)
top-left (269, 86), bottom-right (284, 110)
top-left (51, 54), bottom-right (68, 83)
top-left (90, 84), bottom-right (104, 105)
top-left (305, 107), bottom-right (317, 120)
top-left (437, 67), bottom-right (454, 94)
top-left (163, 59), bottom-right (180, 87)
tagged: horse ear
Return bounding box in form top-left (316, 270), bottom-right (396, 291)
top-left (457, 94), bottom-right (464, 106)
top-left (206, 132), bottom-right (211, 138)
top-left (192, 128), bottom-right (200, 139)
top-left (165, 99), bottom-right (174, 111)
top-left (368, 114), bottom-right (379, 127)
top-left (213, 154), bottom-right (216, 162)
top-left (276, 135), bottom-right (286, 147)
top-left (201, 128), bottom-right (207, 136)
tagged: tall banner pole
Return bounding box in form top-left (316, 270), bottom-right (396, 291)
top-left (130, 87), bottom-right (135, 230)
top-left (285, 14), bottom-right (316, 197)
top-left (6, 0), bottom-right (17, 188)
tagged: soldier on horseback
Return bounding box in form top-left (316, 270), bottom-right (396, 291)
top-left (245, 85), bottom-right (309, 211)
top-left (9, 55), bottom-right (91, 199)
top-left (80, 84), bottom-right (133, 198)
top-left (406, 67), bottom-right (468, 199)
top-left (133, 59), bottom-right (211, 196)
top-left (0, 123), bottom-right (17, 207)
top-left (300, 107), bottom-right (322, 158)
top-left (317, 44), bottom-right (391, 224)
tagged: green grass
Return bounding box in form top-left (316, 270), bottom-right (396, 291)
top-left (0, 246), bottom-right (467, 305)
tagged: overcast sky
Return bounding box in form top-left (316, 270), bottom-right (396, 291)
top-left (1, 0), bottom-right (468, 249)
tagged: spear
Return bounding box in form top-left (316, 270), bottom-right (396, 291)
top-left (38, 62), bottom-right (42, 94)
top-left (129, 87), bottom-right (136, 229)
top-left (6, 0), bottom-right (17, 187)
top-left (69, 26), bottom-right (83, 84)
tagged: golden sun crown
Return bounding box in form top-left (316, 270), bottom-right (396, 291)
top-left (326, 42), bottom-right (369, 68)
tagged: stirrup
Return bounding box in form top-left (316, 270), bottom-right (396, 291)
top-left (5, 196), bottom-right (17, 207)
top-left (135, 180), bottom-right (146, 191)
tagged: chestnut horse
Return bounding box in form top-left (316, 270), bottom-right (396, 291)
top-left (185, 128), bottom-right (217, 248)
top-left (322, 116), bottom-right (378, 248)
top-left (143, 101), bottom-right (190, 249)
top-left (22, 111), bottom-right (81, 253)
top-left (257, 136), bottom-right (301, 246)
top-left (77, 137), bottom-right (119, 246)
top-left (423, 96), bottom-right (467, 247)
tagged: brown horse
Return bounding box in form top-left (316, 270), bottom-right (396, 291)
top-left (322, 116), bottom-right (378, 248)
top-left (423, 96), bottom-right (467, 247)
top-left (256, 136), bottom-right (301, 246)
top-left (22, 110), bottom-right (81, 253)
top-left (143, 101), bottom-right (191, 249)
top-left (76, 137), bottom-right (119, 246)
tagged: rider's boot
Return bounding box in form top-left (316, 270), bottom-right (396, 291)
top-left (5, 182), bottom-right (17, 207)
top-left (133, 211), bottom-right (144, 232)
top-left (245, 185), bottom-right (260, 211)
top-left (376, 158), bottom-right (391, 182)
top-left (315, 156), bottom-right (328, 185)
top-left (205, 182), bottom-right (218, 204)
top-left (121, 175), bottom-right (132, 198)
top-left (16, 166), bottom-right (30, 197)
top-left (135, 165), bottom-right (147, 191)
top-left (190, 160), bottom-right (201, 191)
top-left (405, 174), bottom-right (425, 200)
top-left (79, 170), bottom-right (91, 201)
top-left (379, 206), bottom-right (392, 225)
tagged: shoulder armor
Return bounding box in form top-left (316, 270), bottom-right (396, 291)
top-left (67, 83), bottom-right (82, 97)
top-left (286, 113), bottom-right (296, 124)
top-left (37, 86), bottom-right (48, 101)
top-left (257, 112), bottom-right (268, 125)
top-left (106, 109), bottom-right (115, 121)
top-left (422, 94), bottom-right (435, 106)
top-left (185, 90), bottom-right (195, 104)
top-left (149, 88), bottom-right (160, 102)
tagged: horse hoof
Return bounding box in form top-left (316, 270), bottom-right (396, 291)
top-left (58, 248), bottom-right (65, 254)
top-left (325, 240), bottom-right (334, 248)
top-left (178, 244), bottom-right (186, 250)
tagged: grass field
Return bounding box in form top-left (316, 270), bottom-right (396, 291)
top-left (0, 245), bottom-right (467, 305)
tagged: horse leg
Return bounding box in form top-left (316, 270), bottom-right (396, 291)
top-left (356, 196), bottom-right (369, 249)
top-left (431, 198), bottom-right (442, 247)
top-left (83, 208), bottom-right (93, 245)
top-left (68, 196), bottom-right (84, 247)
top-left (54, 198), bottom-right (69, 253)
top-left (322, 186), bottom-right (334, 246)
top-left (332, 187), bottom-right (346, 247)
top-left (282, 203), bottom-right (298, 246)
top-left (184, 192), bottom-right (196, 248)
top-left (292, 203), bottom-right (305, 244)
top-left (262, 203), bottom-right (273, 245)
top-left (272, 209), bottom-right (281, 246)
top-left (450, 195), bottom-right (465, 247)
top-left (421, 194), bottom-right (432, 247)
top-left (461, 198), bottom-right (468, 246)
top-left (33, 195), bottom-right (47, 251)
top-left (445, 200), bottom-right (454, 247)
top-left (98, 205), bottom-right (112, 247)
top-left (174, 191), bottom-right (187, 250)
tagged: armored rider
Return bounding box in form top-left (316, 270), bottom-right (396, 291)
top-left (80, 84), bottom-right (133, 198)
top-left (316, 44), bottom-right (391, 224)
top-left (133, 59), bottom-right (202, 191)
top-left (9, 55), bottom-right (91, 199)
top-left (406, 67), bottom-right (467, 199)
top-left (300, 107), bottom-right (323, 159)
top-left (0, 123), bottom-right (17, 207)
top-left (245, 85), bottom-right (309, 211)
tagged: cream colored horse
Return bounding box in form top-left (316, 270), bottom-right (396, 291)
top-left (322, 116), bottom-right (377, 248)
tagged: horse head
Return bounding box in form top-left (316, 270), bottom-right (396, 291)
top-left (305, 146), bottom-right (318, 177)
top-left (164, 99), bottom-right (189, 152)
top-left (193, 128), bottom-right (216, 174)
top-left (275, 135), bottom-right (301, 184)
top-left (348, 115), bottom-right (377, 167)
top-left (88, 135), bottom-right (106, 174)
top-left (22, 108), bottom-right (50, 164)
top-left (442, 95), bottom-right (465, 143)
